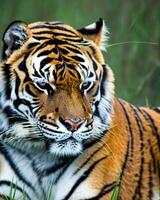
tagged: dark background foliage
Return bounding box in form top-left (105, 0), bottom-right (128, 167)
top-left (0, 0), bottom-right (159, 106)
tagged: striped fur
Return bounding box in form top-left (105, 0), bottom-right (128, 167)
top-left (0, 19), bottom-right (159, 200)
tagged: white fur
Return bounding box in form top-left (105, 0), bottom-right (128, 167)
top-left (100, 20), bottom-right (109, 51)
top-left (153, 191), bottom-right (160, 200)
top-left (53, 163), bottom-right (98, 200)
top-left (49, 139), bottom-right (83, 156)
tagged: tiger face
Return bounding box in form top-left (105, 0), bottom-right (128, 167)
top-left (0, 19), bottom-right (114, 156)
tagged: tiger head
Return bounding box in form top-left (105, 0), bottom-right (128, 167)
top-left (0, 19), bottom-right (114, 156)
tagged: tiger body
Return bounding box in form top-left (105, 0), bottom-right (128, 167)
top-left (0, 19), bottom-right (159, 200)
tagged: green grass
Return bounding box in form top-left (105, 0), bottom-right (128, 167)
top-left (3, 182), bottom-right (53, 200)
top-left (7, 181), bottom-right (17, 200)
top-left (5, 177), bottom-right (121, 200)
top-left (45, 184), bottom-right (53, 200)
top-left (110, 173), bottom-right (122, 200)
top-left (4, 175), bottom-right (121, 200)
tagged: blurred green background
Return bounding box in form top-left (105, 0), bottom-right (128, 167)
top-left (0, 0), bottom-right (160, 106)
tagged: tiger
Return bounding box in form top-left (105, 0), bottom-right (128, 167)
top-left (0, 18), bottom-right (159, 200)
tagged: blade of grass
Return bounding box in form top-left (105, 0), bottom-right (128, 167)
top-left (110, 173), bottom-right (122, 200)
top-left (110, 186), bottom-right (119, 200)
top-left (9, 181), bottom-right (14, 199)
top-left (18, 185), bottom-right (27, 200)
top-left (12, 181), bottom-right (17, 200)
top-left (45, 184), bottom-right (53, 200)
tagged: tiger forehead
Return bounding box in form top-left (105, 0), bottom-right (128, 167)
top-left (30, 51), bottom-right (90, 84)
top-left (29, 21), bottom-right (84, 40)
top-left (27, 22), bottom-right (93, 83)
top-left (29, 21), bottom-right (90, 62)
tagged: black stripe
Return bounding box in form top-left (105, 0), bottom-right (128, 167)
top-left (31, 25), bottom-right (52, 29)
top-left (118, 100), bottom-right (134, 157)
top-left (117, 100), bottom-right (133, 194)
top-left (2, 64), bottom-right (12, 99)
top-left (33, 31), bottom-right (53, 35)
top-left (73, 145), bottom-right (103, 175)
top-left (3, 106), bottom-right (27, 125)
top-left (31, 23), bottom-right (64, 30)
top-left (0, 180), bottom-right (31, 200)
top-left (52, 26), bottom-right (77, 35)
top-left (141, 109), bottom-right (160, 151)
top-left (31, 41), bottom-right (50, 54)
top-left (91, 57), bottom-right (98, 71)
top-left (93, 101), bottom-right (101, 119)
top-left (131, 106), bottom-right (144, 200)
top-left (79, 63), bottom-right (88, 73)
top-left (68, 70), bottom-right (77, 78)
top-left (158, 160), bottom-right (160, 192)
top-left (71, 55), bottom-right (85, 62)
top-left (58, 47), bottom-right (69, 55)
top-left (14, 73), bottom-right (21, 98)
top-left (67, 64), bottom-right (76, 70)
top-left (37, 49), bottom-right (53, 57)
top-left (33, 29), bottom-right (78, 38)
top-left (83, 138), bottom-right (100, 149)
top-left (54, 160), bottom-right (75, 184)
top-left (42, 159), bottom-right (70, 176)
top-left (40, 57), bottom-right (53, 69)
top-left (32, 64), bottom-right (42, 78)
top-left (25, 85), bottom-right (37, 98)
top-left (13, 98), bottom-right (32, 116)
top-left (33, 36), bottom-right (48, 40)
top-left (149, 140), bottom-right (157, 174)
top-left (0, 143), bottom-right (36, 195)
top-left (86, 82), bottom-right (96, 94)
top-left (40, 120), bottom-right (58, 128)
top-left (27, 42), bottom-right (40, 49)
top-left (0, 194), bottom-right (12, 200)
top-left (53, 32), bottom-right (79, 38)
top-left (85, 181), bottom-right (117, 200)
top-left (32, 104), bottom-right (43, 117)
top-left (100, 65), bottom-right (108, 96)
top-left (83, 130), bottom-right (107, 150)
top-left (12, 71), bottom-right (33, 115)
top-left (92, 85), bottom-right (100, 98)
top-left (18, 57), bottom-right (31, 82)
top-left (40, 125), bottom-right (62, 134)
top-left (62, 37), bottom-right (83, 43)
top-left (150, 107), bottom-right (160, 114)
top-left (148, 162), bottom-right (153, 199)
top-left (62, 156), bottom-right (107, 200)
top-left (66, 46), bottom-right (81, 54)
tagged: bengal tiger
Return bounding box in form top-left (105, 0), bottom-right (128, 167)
top-left (0, 18), bottom-right (159, 200)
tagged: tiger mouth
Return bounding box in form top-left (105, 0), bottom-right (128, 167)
top-left (43, 130), bottom-right (92, 143)
top-left (43, 130), bottom-right (93, 155)
top-left (38, 123), bottom-right (93, 142)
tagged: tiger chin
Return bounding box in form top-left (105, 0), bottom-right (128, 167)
top-left (0, 19), bottom-right (159, 200)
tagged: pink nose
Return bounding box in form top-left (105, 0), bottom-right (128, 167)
top-left (63, 118), bottom-right (84, 131)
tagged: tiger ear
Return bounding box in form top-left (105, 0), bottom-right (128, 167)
top-left (2, 21), bottom-right (29, 59)
top-left (78, 18), bottom-right (109, 51)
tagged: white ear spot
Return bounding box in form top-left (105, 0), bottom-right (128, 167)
top-left (85, 22), bottom-right (97, 30)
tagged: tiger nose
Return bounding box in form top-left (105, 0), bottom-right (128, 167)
top-left (59, 117), bottom-right (85, 131)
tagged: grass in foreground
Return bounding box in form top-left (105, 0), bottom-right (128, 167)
top-left (5, 175), bottom-right (121, 200)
